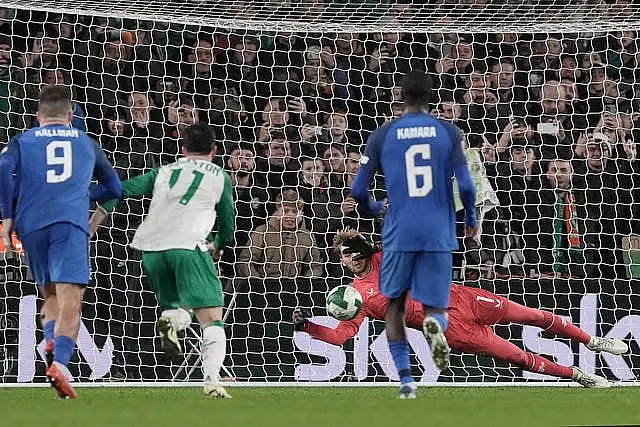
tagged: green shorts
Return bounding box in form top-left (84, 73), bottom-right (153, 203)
top-left (141, 248), bottom-right (223, 310)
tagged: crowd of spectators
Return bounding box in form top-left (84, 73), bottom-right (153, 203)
top-left (1, 7), bottom-right (640, 285)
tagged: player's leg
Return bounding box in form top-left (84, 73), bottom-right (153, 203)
top-left (46, 223), bottom-right (90, 399)
top-left (482, 332), bottom-right (610, 388)
top-left (39, 285), bottom-right (58, 367)
top-left (414, 251), bottom-right (452, 371)
top-left (141, 251), bottom-right (183, 361)
top-left (172, 248), bottom-right (230, 398)
top-left (21, 229), bottom-right (57, 367)
top-left (501, 299), bottom-right (628, 355)
top-left (380, 251), bottom-right (416, 398)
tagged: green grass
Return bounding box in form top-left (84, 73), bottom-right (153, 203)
top-left (2, 386), bottom-right (639, 427)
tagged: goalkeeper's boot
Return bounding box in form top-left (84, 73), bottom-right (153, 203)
top-left (44, 340), bottom-right (54, 368)
top-left (586, 336), bottom-right (628, 355)
top-left (204, 383), bottom-right (232, 399)
top-left (46, 362), bottom-right (77, 399)
top-left (571, 367), bottom-right (611, 388)
top-left (398, 382), bottom-right (418, 399)
top-left (423, 316), bottom-right (450, 371)
top-left (157, 316), bottom-right (183, 362)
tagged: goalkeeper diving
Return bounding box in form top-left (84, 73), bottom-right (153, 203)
top-left (90, 123), bottom-right (234, 398)
top-left (293, 229), bottom-right (628, 388)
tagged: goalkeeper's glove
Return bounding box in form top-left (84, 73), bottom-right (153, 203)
top-left (292, 308), bottom-right (311, 332)
top-left (341, 234), bottom-right (381, 261)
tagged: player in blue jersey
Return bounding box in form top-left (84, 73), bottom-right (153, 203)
top-left (0, 85), bottom-right (122, 399)
top-left (351, 71), bottom-right (477, 398)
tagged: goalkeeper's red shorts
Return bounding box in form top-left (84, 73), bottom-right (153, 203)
top-left (445, 286), bottom-right (510, 354)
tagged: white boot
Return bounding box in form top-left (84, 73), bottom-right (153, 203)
top-left (586, 337), bottom-right (628, 355)
top-left (572, 367), bottom-right (611, 388)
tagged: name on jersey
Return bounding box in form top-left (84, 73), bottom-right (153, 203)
top-left (396, 126), bottom-right (436, 140)
top-left (34, 128), bottom-right (79, 138)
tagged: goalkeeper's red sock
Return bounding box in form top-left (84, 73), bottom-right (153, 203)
top-left (503, 301), bottom-right (591, 344)
top-left (521, 352), bottom-right (573, 379)
top-left (486, 335), bottom-right (573, 379)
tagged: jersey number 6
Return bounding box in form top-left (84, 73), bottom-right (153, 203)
top-left (46, 140), bottom-right (72, 183)
top-left (404, 143), bottom-right (433, 197)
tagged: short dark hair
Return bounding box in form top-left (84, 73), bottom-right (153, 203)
top-left (182, 123), bottom-right (216, 155)
top-left (401, 71), bottom-right (432, 107)
top-left (38, 85), bottom-right (72, 118)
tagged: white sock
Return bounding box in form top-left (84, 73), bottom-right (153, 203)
top-left (162, 308), bottom-right (193, 332)
top-left (201, 323), bottom-right (226, 385)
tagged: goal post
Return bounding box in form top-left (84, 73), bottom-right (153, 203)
top-left (0, 0), bottom-right (638, 385)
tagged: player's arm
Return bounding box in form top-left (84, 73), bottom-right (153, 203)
top-left (89, 142), bottom-right (123, 202)
top-left (351, 127), bottom-right (385, 216)
top-left (211, 171), bottom-right (235, 252)
top-left (449, 126), bottom-right (477, 231)
top-left (89, 168), bottom-right (159, 237)
top-left (0, 137), bottom-right (19, 248)
top-left (293, 308), bottom-right (363, 346)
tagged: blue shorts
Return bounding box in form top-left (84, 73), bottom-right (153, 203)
top-left (20, 223), bottom-right (90, 286)
top-left (380, 251), bottom-right (452, 309)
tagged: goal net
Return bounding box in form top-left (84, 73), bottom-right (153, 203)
top-left (0, 0), bottom-right (638, 385)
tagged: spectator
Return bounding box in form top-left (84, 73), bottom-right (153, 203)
top-left (300, 45), bottom-right (335, 114)
top-left (220, 143), bottom-right (269, 277)
top-left (322, 143), bottom-right (346, 188)
top-left (85, 30), bottom-right (135, 131)
top-left (254, 134), bottom-right (299, 200)
top-left (574, 133), bottom-right (634, 278)
top-left (162, 94), bottom-right (199, 163)
top-left (536, 157), bottom-right (589, 278)
top-left (31, 69), bottom-right (86, 131)
top-left (256, 96), bottom-right (306, 143)
top-left (222, 35), bottom-right (270, 113)
top-left (237, 188), bottom-right (324, 278)
top-left (297, 156), bottom-right (344, 254)
top-left (180, 32), bottom-right (226, 109)
top-left (0, 34), bottom-right (24, 147)
top-left (492, 140), bottom-right (543, 274)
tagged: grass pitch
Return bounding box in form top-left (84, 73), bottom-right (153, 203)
top-left (2, 386), bottom-right (639, 427)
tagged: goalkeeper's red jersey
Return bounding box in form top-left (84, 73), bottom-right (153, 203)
top-left (305, 252), bottom-right (508, 346)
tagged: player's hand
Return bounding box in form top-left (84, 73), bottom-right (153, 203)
top-left (342, 234), bottom-right (381, 261)
top-left (1, 218), bottom-right (15, 251)
top-left (89, 205), bottom-right (109, 239)
top-left (292, 308), bottom-right (311, 331)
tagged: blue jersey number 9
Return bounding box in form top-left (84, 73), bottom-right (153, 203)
top-left (405, 144), bottom-right (433, 197)
top-left (46, 140), bottom-right (72, 183)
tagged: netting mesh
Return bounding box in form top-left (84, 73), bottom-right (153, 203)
top-left (0, 2), bottom-right (638, 383)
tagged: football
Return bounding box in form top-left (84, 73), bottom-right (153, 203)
top-left (326, 285), bottom-right (363, 321)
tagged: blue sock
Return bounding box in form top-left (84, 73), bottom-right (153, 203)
top-left (388, 340), bottom-right (413, 384)
top-left (53, 335), bottom-right (75, 367)
top-left (43, 320), bottom-right (55, 342)
top-left (430, 312), bottom-right (449, 332)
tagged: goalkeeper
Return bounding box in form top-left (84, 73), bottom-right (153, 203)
top-left (90, 123), bottom-right (234, 398)
top-left (293, 229), bottom-right (628, 388)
